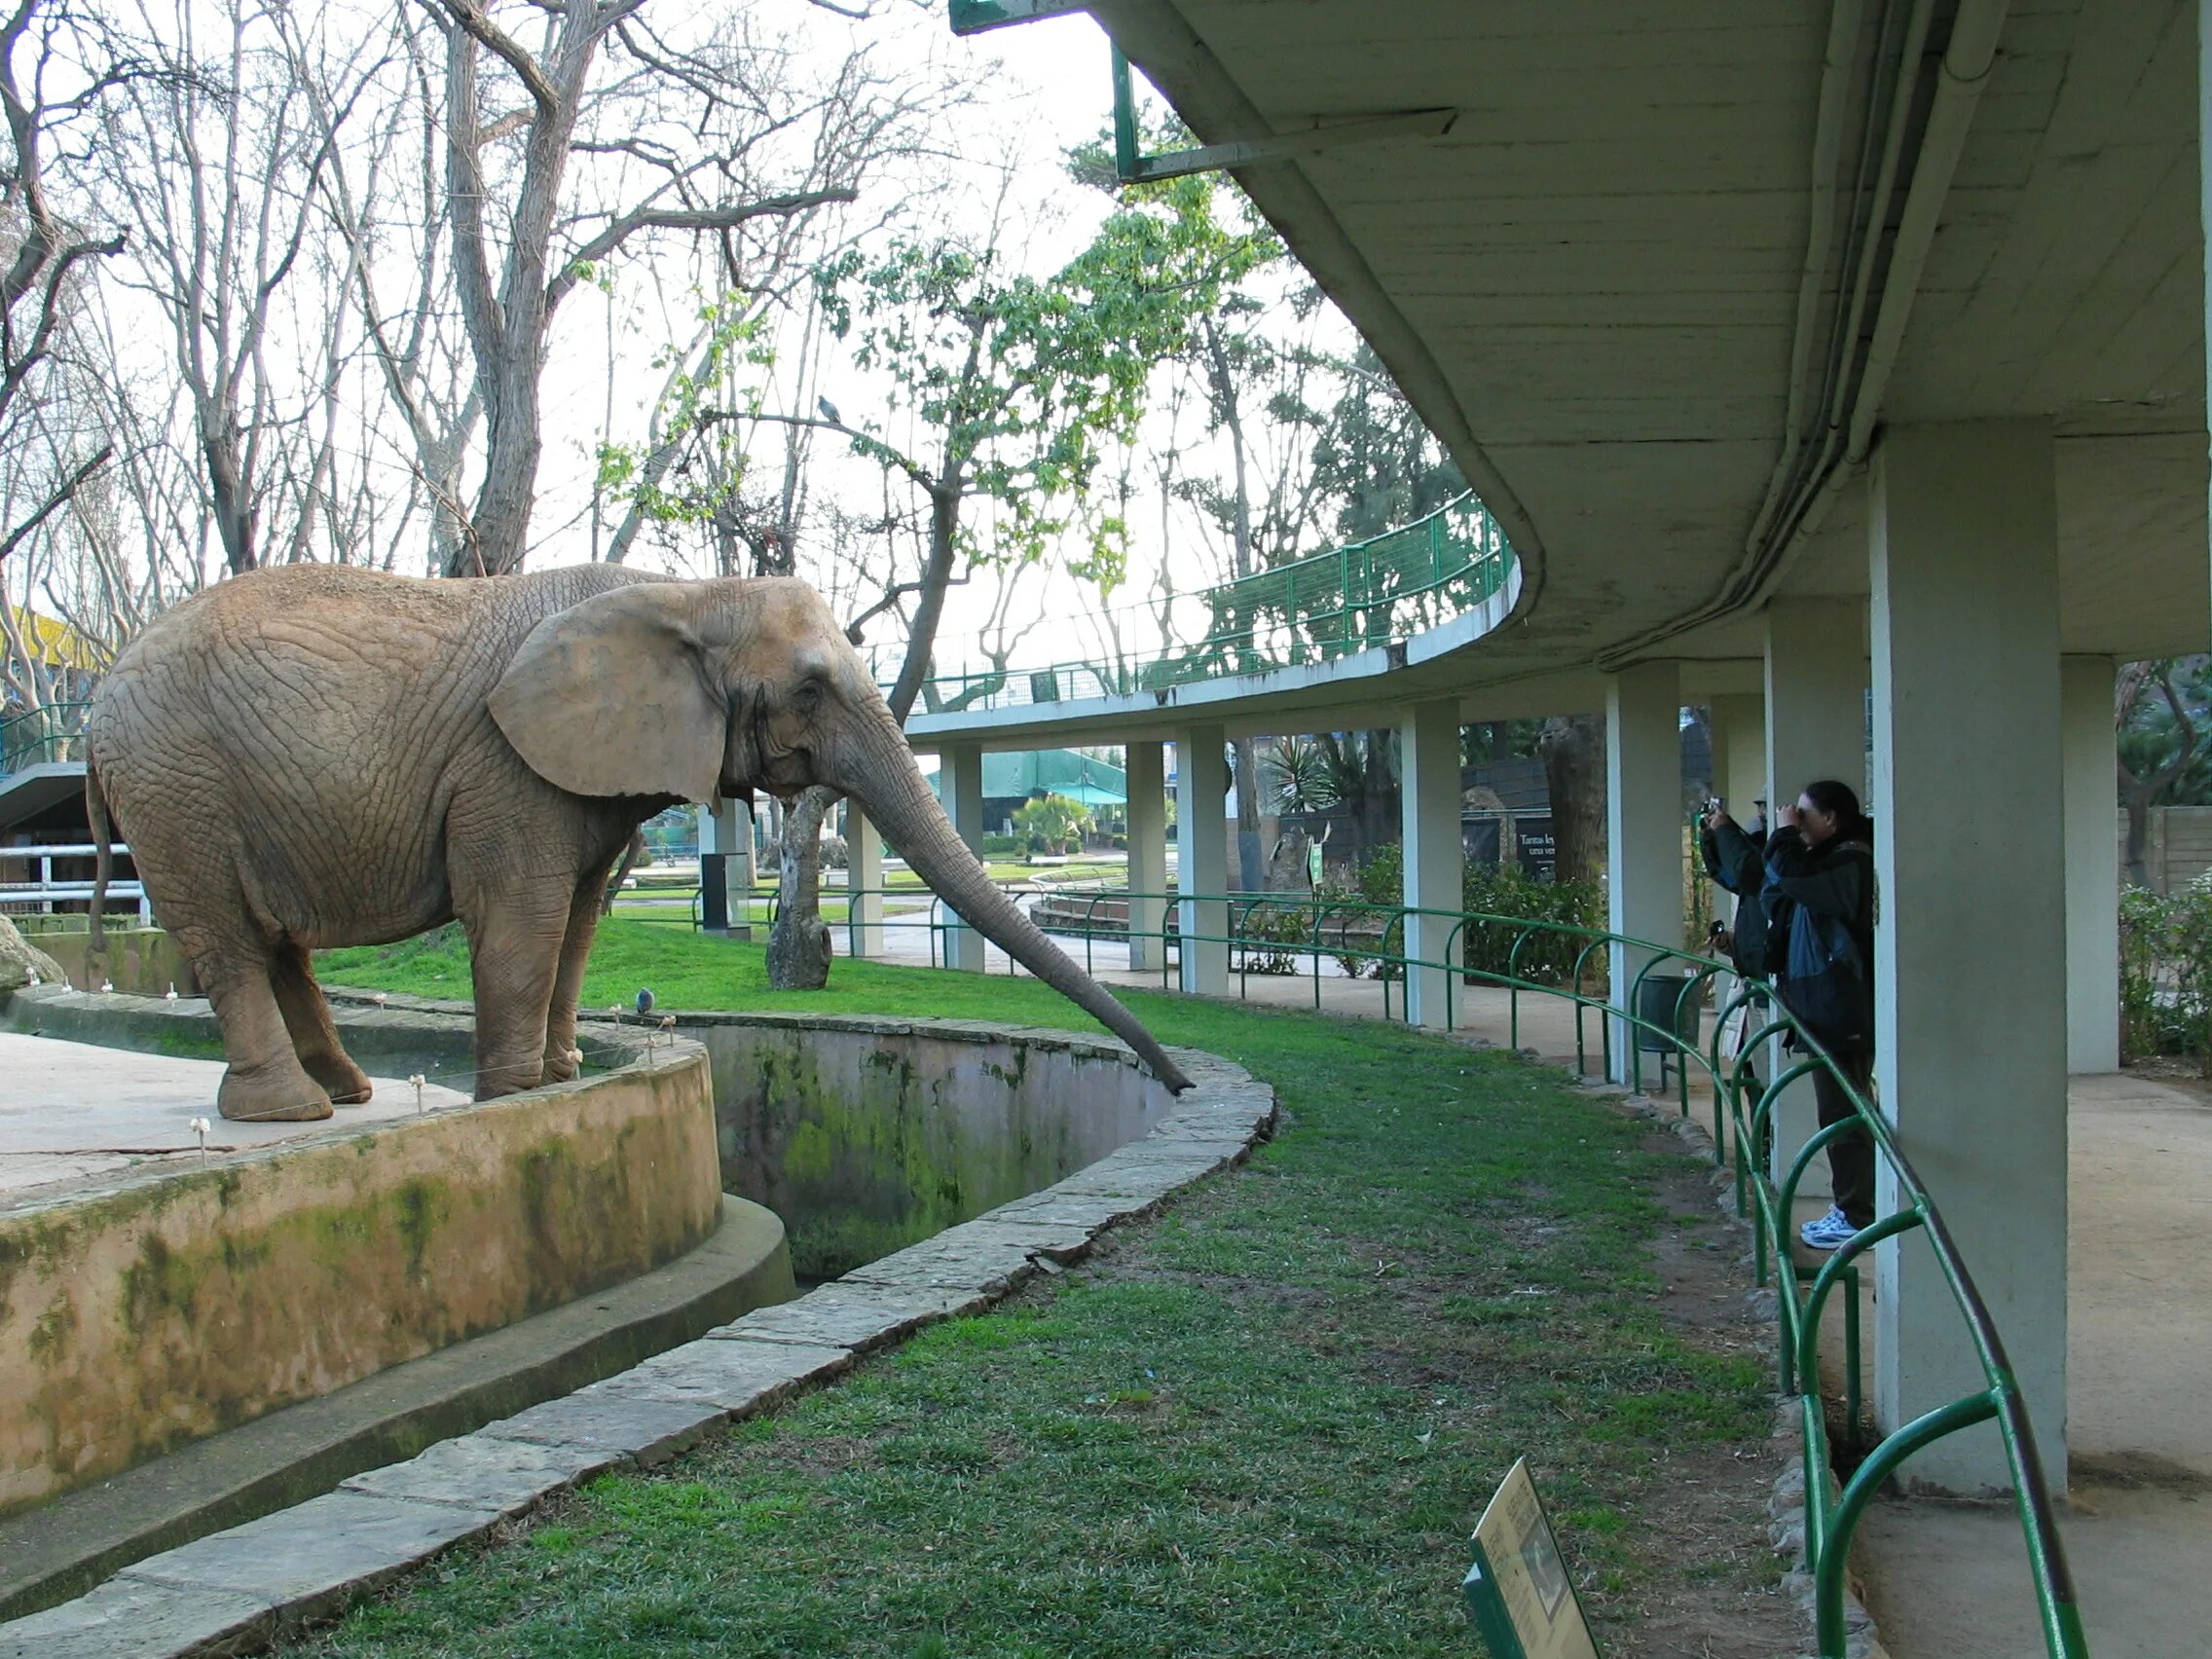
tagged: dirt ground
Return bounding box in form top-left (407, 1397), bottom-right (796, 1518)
top-left (1597, 1123), bottom-right (1805, 1659)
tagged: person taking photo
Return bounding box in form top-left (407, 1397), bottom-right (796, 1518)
top-left (1764, 780), bottom-right (1878, 1251)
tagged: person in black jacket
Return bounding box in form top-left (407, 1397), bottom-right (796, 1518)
top-left (1699, 798), bottom-right (1775, 978)
top-left (1765, 779), bottom-right (1877, 1250)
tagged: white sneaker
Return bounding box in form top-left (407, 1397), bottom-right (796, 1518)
top-left (1799, 1207), bottom-right (1860, 1251)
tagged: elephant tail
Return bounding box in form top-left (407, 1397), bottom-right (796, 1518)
top-left (85, 756), bottom-right (112, 953)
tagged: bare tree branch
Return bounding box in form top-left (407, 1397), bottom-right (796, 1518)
top-left (547, 187), bottom-right (855, 310)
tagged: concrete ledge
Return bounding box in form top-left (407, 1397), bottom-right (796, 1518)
top-left (0, 988), bottom-right (724, 1516)
top-left (0, 1028), bottom-right (1274, 1658)
top-left (0, 1195), bottom-right (792, 1624)
top-left (325, 993), bottom-right (1193, 1280)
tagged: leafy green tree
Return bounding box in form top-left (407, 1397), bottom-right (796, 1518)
top-left (1309, 342), bottom-right (1467, 543)
top-left (2119, 657), bottom-right (2212, 888)
top-left (614, 185), bottom-right (1241, 988)
top-left (1013, 793), bottom-right (1091, 856)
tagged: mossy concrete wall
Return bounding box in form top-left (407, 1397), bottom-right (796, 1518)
top-left (0, 991), bottom-right (723, 1517)
top-left (11, 922), bottom-right (199, 998)
top-left (670, 1014), bottom-right (1171, 1277)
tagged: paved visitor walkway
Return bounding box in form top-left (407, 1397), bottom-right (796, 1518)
top-left (1855, 1069), bottom-right (2212, 1659)
top-left (0, 1030), bottom-right (468, 1207)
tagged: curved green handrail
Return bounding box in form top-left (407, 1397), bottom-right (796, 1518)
top-left (0, 700), bottom-right (92, 774)
top-left (832, 884), bottom-right (2089, 1658)
top-left (903, 493), bottom-right (1515, 712)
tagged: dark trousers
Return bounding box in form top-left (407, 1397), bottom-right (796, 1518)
top-left (1812, 1050), bottom-right (1876, 1229)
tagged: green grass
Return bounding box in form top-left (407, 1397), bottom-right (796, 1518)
top-left (318, 919), bottom-right (1090, 1014)
top-left (305, 930), bottom-right (1780, 1657)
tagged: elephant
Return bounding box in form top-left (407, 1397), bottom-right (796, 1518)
top-left (84, 564), bottom-right (1191, 1121)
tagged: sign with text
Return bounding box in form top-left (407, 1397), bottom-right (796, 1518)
top-left (1511, 817), bottom-right (1557, 881)
top-left (1462, 1459), bottom-right (1601, 1659)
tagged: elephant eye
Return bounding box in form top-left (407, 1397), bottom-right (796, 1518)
top-left (791, 677), bottom-right (827, 714)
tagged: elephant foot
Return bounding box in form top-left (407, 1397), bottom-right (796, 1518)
top-left (304, 1052), bottom-right (374, 1107)
top-left (218, 1063), bottom-right (333, 1124)
top-left (540, 1044), bottom-right (583, 1085)
top-left (472, 1057), bottom-right (544, 1101)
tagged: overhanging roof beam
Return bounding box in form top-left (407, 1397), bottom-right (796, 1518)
top-left (1110, 45), bottom-right (1455, 183)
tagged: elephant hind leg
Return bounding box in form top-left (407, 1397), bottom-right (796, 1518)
top-left (175, 925), bottom-right (333, 1124)
top-left (271, 940), bottom-right (373, 1106)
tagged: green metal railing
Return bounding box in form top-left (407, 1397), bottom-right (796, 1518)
top-left (820, 885), bottom-right (2087, 1659)
top-left (0, 701), bottom-right (90, 773)
top-left (903, 493), bottom-right (1514, 713)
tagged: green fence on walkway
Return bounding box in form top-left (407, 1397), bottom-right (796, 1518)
top-left (823, 885), bottom-right (2088, 1659)
top-left (0, 701), bottom-right (91, 774)
top-left (904, 493), bottom-right (1515, 713)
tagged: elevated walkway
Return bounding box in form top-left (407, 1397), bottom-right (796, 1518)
top-left (901, 494), bottom-right (1550, 747)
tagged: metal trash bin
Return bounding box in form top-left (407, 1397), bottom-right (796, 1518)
top-left (1634, 972), bottom-right (1703, 1087)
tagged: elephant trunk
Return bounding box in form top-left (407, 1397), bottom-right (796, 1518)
top-left (836, 717), bottom-right (1193, 1093)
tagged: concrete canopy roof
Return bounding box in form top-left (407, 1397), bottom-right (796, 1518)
top-left (980, 1), bottom-right (2206, 733)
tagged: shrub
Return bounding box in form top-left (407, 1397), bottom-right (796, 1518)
top-left (1013, 793), bottom-right (1092, 856)
top-left (2119, 877), bottom-right (2212, 1071)
top-left (1311, 844), bottom-right (1606, 987)
top-left (1460, 865), bottom-right (1604, 989)
top-left (981, 833), bottom-right (1022, 856)
top-left (1305, 846), bottom-right (1403, 980)
top-left (1230, 901), bottom-right (1307, 976)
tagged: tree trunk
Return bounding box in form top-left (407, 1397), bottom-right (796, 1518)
top-left (1233, 736), bottom-right (1263, 894)
top-left (203, 424), bottom-right (258, 574)
top-left (884, 484), bottom-right (961, 723)
top-left (2122, 783), bottom-right (2154, 891)
top-left (1539, 714), bottom-right (1605, 884)
top-left (1359, 728), bottom-right (1398, 859)
top-left (765, 785), bottom-right (834, 989)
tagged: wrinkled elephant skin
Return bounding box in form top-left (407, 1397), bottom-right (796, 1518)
top-left (87, 566), bottom-right (1189, 1121)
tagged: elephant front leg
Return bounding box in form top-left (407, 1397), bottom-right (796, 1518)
top-left (540, 881), bottom-right (607, 1085)
top-left (462, 894), bottom-right (572, 1100)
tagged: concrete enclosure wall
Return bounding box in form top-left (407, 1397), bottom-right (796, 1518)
top-left (0, 990), bottom-right (725, 1516)
top-left (10, 921), bottom-right (199, 997)
top-left (674, 1014), bottom-right (1171, 1278)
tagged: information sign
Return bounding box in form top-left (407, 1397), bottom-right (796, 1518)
top-left (1461, 1459), bottom-right (1601, 1659)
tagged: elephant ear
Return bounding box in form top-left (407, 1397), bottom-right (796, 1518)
top-left (490, 582), bottom-right (725, 802)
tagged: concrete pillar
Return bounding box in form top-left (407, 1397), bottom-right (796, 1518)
top-left (1707, 692), bottom-right (1767, 915)
top-left (1176, 727), bottom-right (1231, 995)
top-left (1870, 420), bottom-right (2066, 1494)
top-left (1764, 600), bottom-right (1868, 1184)
top-left (1605, 663), bottom-right (1681, 1084)
top-left (1125, 741), bottom-right (1168, 973)
top-left (1711, 693), bottom-right (1768, 832)
top-left (1401, 699), bottom-right (1465, 1029)
top-left (697, 797), bottom-right (754, 939)
top-left (941, 745), bottom-right (986, 973)
top-left (846, 801), bottom-right (884, 959)
top-left (2062, 658), bottom-right (2120, 1074)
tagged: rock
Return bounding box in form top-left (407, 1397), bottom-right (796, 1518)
top-left (0, 1577), bottom-right (274, 1658)
top-left (0, 915), bottom-right (65, 993)
top-left (479, 1389), bottom-right (727, 1467)
top-left (117, 1491), bottom-right (502, 1634)
top-left (341, 1434), bottom-right (621, 1521)
top-left (712, 1280), bottom-right (993, 1353)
